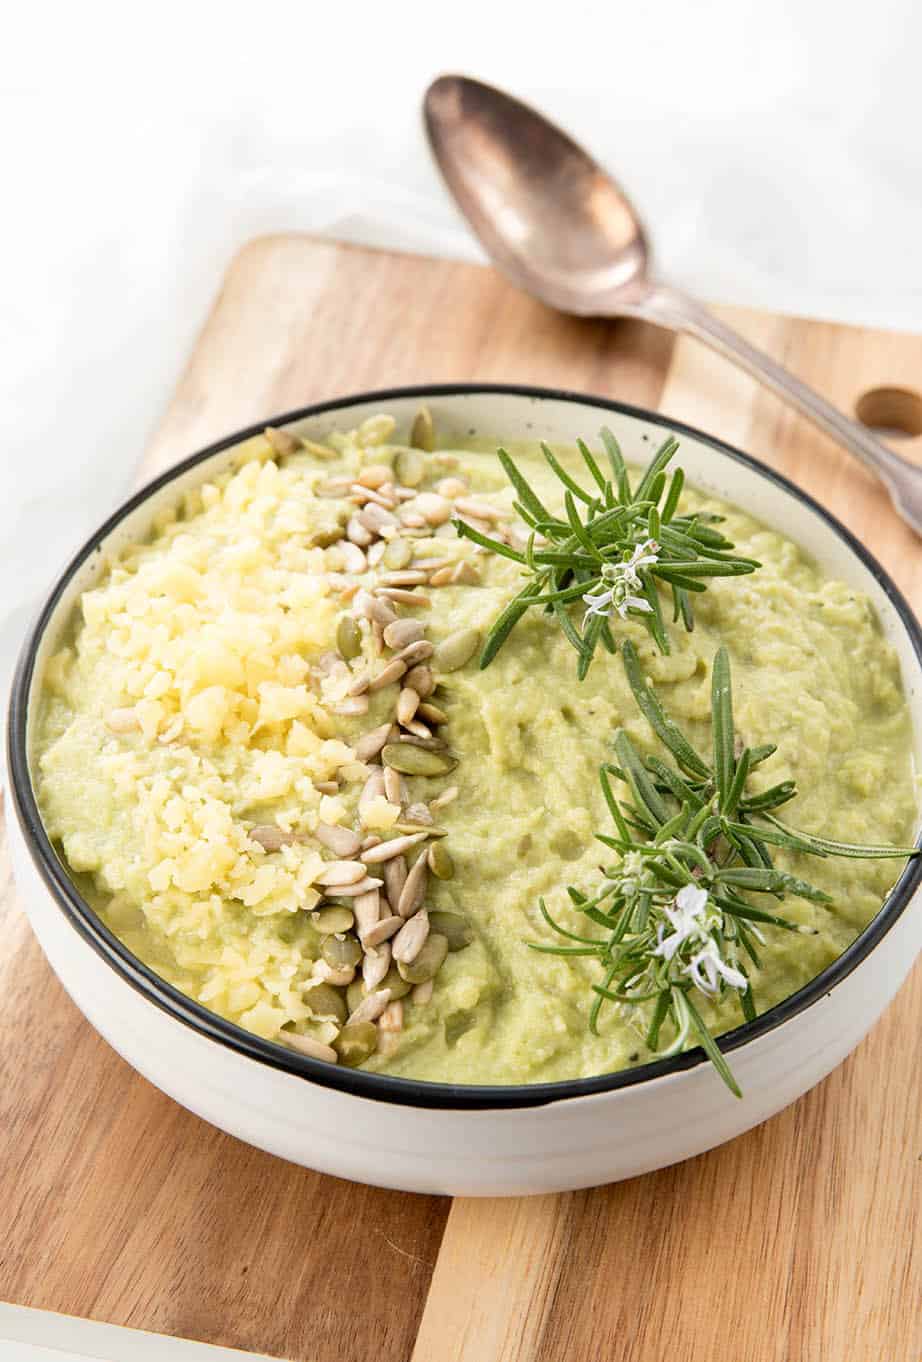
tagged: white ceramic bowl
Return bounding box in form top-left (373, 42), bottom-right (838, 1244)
top-left (9, 386), bottom-right (922, 1196)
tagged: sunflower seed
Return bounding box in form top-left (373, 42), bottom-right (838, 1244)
top-left (346, 515), bottom-right (374, 547)
top-left (362, 832), bottom-right (428, 864)
top-left (454, 497), bottom-right (508, 522)
top-left (249, 824), bottom-right (299, 852)
top-left (383, 619), bottom-right (425, 650)
top-left (315, 476), bottom-right (353, 498)
top-left (366, 539), bottom-right (387, 568)
top-left (353, 889), bottom-right (381, 937)
top-left (368, 658), bottom-right (407, 691)
top-left (352, 485), bottom-right (396, 511)
top-left (360, 915), bottom-right (404, 948)
top-left (396, 933), bottom-right (448, 984)
top-left (402, 719), bottom-right (431, 740)
top-left (353, 722), bottom-right (392, 763)
top-left (401, 511), bottom-right (427, 528)
top-left (435, 476), bottom-right (468, 498)
top-left (396, 733), bottom-right (447, 751)
top-left (379, 999), bottom-right (404, 1033)
top-left (383, 855), bottom-right (407, 907)
top-left (393, 910), bottom-right (430, 964)
top-left (410, 406), bottom-right (435, 452)
top-left (301, 438), bottom-right (338, 460)
top-left (396, 687), bottom-right (421, 725)
top-left (338, 541), bottom-right (367, 574)
top-left (417, 701), bottom-right (448, 725)
top-left (359, 503), bottom-right (398, 534)
top-left (359, 768), bottom-right (387, 815)
top-left (376, 588), bottom-right (431, 607)
top-left (397, 854), bottom-right (428, 918)
top-left (451, 560), bottom-right (480, 585)
top-left (434, 628), bottom-right (480, 673)
top-left (283, 1032), bottom-right (338, 1063)
top-left (357, 463), bottom-right (392, 489)
top-left (314, 860), bottom-right (366, 888)
top-left (394, 640), bottom-right (434, 667)
top-left (405, 665), bottom-right (434, 699)
top-left (382, 766), bottom-right (403, 806)
top-left (312, 824), bottom-right (359, 858)
top-left (263, 425), bottom-right (299, 456)
top-left (429, 785), bottom-right (459, 811)
top-left (328, 875), bottom-right (384, 897)
top-left (362, 943), bottom-right (391, 990)
top-left (413, 492), bottom-right (452, 526)
top-left (314, 780), bottom-right (340, 795)
top-left (428, 567), bottom-right (455, 587)
top-left (402, 802), bottom-right (433, 825)
top-left (361, 834), bottom-right (382, 851)
top-left (347, 988), bottom-right (391, 1026)
top-left (348, 670), bottom-right (371, 696)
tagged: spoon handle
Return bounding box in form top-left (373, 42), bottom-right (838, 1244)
top-left (642, 285), bottom-right (922, 536)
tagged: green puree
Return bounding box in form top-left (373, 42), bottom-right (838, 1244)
top-left (36, 432), bottom-right (918, 1085)
top-left (362, 441), bottom-right (917, 1082)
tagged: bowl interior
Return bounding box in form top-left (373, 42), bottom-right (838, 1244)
top-left (12, 385), bottom-right (922, 1108)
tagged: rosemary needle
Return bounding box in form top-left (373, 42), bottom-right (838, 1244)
top-left (529, 642), bottom-right (919, 1095)
top-left (456, 429), bottom-right (760, 677)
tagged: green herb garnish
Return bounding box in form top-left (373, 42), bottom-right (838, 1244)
top-left (455, 429), bottom-right (760, 678)
top-left (529, 641), bottom-right (919, 1095)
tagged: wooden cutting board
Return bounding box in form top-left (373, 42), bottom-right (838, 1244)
top-left (2, 236), bottom-right (921, 1362)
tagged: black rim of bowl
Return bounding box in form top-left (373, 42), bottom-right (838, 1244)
top-left (9, 382), bottom-right (922, 1111)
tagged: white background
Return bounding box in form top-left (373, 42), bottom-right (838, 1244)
top-left (4, 0), bottom-right (921, 688)
top-left (1, 2), bottom-right (920, 1351)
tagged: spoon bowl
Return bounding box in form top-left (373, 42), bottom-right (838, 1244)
top-left (424, 74), bottom-right (922, 535)
top-left (424, 74), bottom-right (652, 315)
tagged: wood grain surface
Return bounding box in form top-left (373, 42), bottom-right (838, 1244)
top-left (2, 236), bottom-right (921, 1362)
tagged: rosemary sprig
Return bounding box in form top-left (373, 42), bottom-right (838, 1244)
top-left (456, 430), bottom-right (761, 678)
top-left (529, 642), bottom-right (919, 1095)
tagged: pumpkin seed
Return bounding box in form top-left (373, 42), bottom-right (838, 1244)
top-left (427, 842), bottom-right (454, 880)
top-left (263, 425), bottom-right (300, 456)
top-left (412, 979), bottom-right (434, 1006)
top-left (410, 406), bottom-right (435, 452)
top-left (382, 744), bottom-right (458, 777)
top-left (397, 933), bottom-right (448, 984)
top-left (312, 906), bottom-right (355, 934)
top-left (378, 966), bottom-right (412, 1000)
top-left (336, 615), bottom-right (363, 661)
top-left (321, 934), bottom-right (362, 969)
top-left (315, 960), bottom-right (355, 987)
top-left (303, 982), bottom-right (347, 1025)
top-left (434, 628), bottom-right (480, 673)
top-left (301, 437), bottom-right (338, 460)
top-left (333, 1021), bottom-right (378, 1066)
top-left (394, 446), bottom-right (425, 487)
top-left (308, 526), bottom-right (345, 549)
top-left (283, 1032), bottom-right (338, 1063)
top-left (383, 536), bottom-right (414, 569)
top-left (428, 911), bottom-right (472, 951)
top-left (346, 979), bottom-right (366, 1014)
top-left (417, 701), bottom-right (448, 725)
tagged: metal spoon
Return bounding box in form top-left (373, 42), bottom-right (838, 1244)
top-left (424, 74), bottom-right (922, 535)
